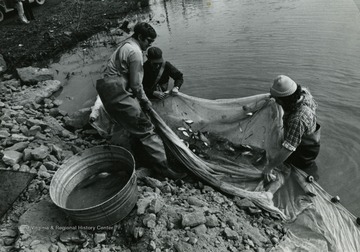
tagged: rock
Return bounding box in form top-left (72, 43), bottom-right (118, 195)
top-left (43, 116), bottom-right (74, 138)
top-left (181, 211), bottom-right (206, 228)
top-left (5, 141), bottom-right (29, 152)
top-left (133, 227), bottom-right (144, 239)
top-left (18, 199), bottom-right (68, 244)
top-left (94, 233), bottom-right (106, 245)
top-left (143, 213), bottom-right (157, 228)
top-left (10, 133), bottom-right (29, 142)
top-left (48, 243), bottom-right (59, 252)
top-left (31, 145), bottom-right (49, 160)
top-left (19, 164), bottom-right (30, 172)
top-left (49, 144), bottom-right (63, 160)
top-left (234, 197), bottom-right (256, 210)
top-left (56, 242), bottom-right (68, 252)
top-left (224, 227), bottom-right (239, 240)
top-left (0, 129), bottom-right (10, 139)
top-left (26, 118), bottom-right (47, 128)
top-left (187, 196), bottom-right (207, 207)
top-left (43, 161), bottom-right (58, 171)
top-left (35, 80), bottom-right (62, 103)
top-left (205, 214), bottom-right (219, 227)
top-left (2, 79), bottom-right (21, 90)
top-left (271, 236), bottom-right (279, 244)
top-left (59, 231), bottom-right (85, 244)
top-left (16, 67), bottom-right (54, 85)
top-left (143, 176), bottom-right (163, 189)
top-left (174, 241), bottom-right (195, 252)
top-left (148, 240), bottom-right (156, 250)
top-left (0, 229), bottom-right (17, 238)
top-left (27, 125), bottom-right (42, 136)
top-left (11, 80), bottom-right (62, 106)
top-left (0, 54), bottom-right (7, 74)
top-left (148, 197), bottom-right (165, 214)
top-left (23, 148), bottom-right (32, 161)
top-left (193, 224), bottom-right (207, 235)
top-left (63, 108), bottom-right (92, 129)
top-left (2, 150), bottom-right (23, 166)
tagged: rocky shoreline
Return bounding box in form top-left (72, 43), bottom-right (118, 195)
top-left (0, 67), bottom-right (288, 251)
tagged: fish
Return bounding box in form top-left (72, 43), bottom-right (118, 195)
top-left (242, 151), bottom-right (253, 156)
top-left (184, 119), bottom-right (194, 125)
top-left (177, 127), bottom-right (187, 131)
top-left (199, 132), bottom-right (210, 144)
top-left (241, 144), bottom-right (252, 150)
top-left (182, 131), bottom-right (190, 137)
top-left (80, 172), bottom-right (111, 189)
top-left (246, 112), bottom-right (253, 116)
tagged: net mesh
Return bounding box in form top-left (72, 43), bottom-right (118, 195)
top-left (149, 93), bottom-right (360, 252)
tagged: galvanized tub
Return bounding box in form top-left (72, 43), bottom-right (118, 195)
top-left (50, 145), bottom-right (138, 226)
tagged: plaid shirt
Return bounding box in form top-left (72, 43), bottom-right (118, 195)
top-left (282, 91), bottom-right (317, 151)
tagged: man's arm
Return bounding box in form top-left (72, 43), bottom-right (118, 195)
top-left (262, 146), bottom-right (293, 182)
top-left (167, 62), bottom-right (184, 89)
top-left (128, 51), bottom-right (151, 107)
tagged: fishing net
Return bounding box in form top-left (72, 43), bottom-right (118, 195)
top-left (90, 92), bottom-right (360, 251)
top-left (149, 93), bottom-right (360, 252)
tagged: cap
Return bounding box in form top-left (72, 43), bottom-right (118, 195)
top-left (270, 75), bottom-right (297, 97)
top-left (147, 47), bottom-right (163, 63)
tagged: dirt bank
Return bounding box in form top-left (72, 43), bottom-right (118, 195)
top-left (0, 0), bottom-right (148, 72)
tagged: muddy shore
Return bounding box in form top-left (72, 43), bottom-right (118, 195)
top-left (0, 66), bottom-right (287, 251)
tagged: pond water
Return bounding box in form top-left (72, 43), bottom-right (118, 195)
top-left (50, 0), bottom-right (360, 216)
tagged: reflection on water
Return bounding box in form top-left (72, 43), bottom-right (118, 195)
top-left (52, 0), bottom-right (360, 215)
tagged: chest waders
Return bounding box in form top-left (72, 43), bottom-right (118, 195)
top-left (285, 123), bottom-right (321, 179)
top-left (96, 41), bottom-right (174, 176)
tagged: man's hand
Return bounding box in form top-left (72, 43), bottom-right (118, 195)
top-left (153, 91), bottom-right (169, 100)
top-left (262, 166), bottom-right (276, 183)
top-left (171, 86), bottom-right (179, 95)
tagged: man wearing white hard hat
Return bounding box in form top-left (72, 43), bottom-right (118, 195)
top-left (263, 75), bottom-right (321, 186)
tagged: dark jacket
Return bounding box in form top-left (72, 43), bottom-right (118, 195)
top-left (143, 60), bottom-right (184, 99)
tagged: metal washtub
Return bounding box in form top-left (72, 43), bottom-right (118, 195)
top-left (50, 145), bottom-right (138, 226)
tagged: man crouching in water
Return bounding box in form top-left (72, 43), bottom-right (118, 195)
top-left (96, 22), bottom-right (186, 179)
top-left (263, 75), bottom-right (320, 193)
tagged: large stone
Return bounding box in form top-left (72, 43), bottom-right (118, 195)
top-left (31, 145), bottom-right (49, 160)
top-left (16, 66), bottom-right (54, 85)
top-left (63, 107), bottom-right (92, 129)
top-left (18, 199), bottom-right (68, 245)
top-left (34, 80), bottom-right (62, 103)
top-left (181, 211), bottom-right (206, 228)
top-left (2, 150), bottom-right (23, 166)
top-left (5, 142), bottom-right (29, 152)
top-left (11, 80), bottom-right (63, 106)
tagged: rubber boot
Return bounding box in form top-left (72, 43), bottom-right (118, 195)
top-left (16, 2), bottom-right (29, 24)
top-left (140, 133), bottom-right (187, 179)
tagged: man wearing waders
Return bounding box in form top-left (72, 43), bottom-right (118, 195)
top-left (96, 22), bottom-right (185, 179)
top-left (262, 75), bottom-right (320, 191)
